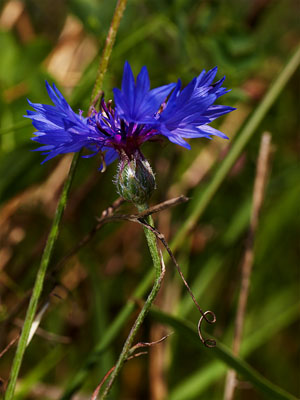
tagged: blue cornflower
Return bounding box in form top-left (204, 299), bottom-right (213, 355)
top-left (26, 61), bottom-right (234, 169)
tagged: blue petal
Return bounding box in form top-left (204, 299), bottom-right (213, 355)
top-left (206, 105), bottom-right (236, 121)
top-left (195, 124), bottom-right (229, 139)
top-left (113, 61), bottom-right (176, 123)
top-left (26, 82), bottom-right (108, 164)
top-left (159, 124), bottom-right (191, 149)
top-left (155, 68), bottom-right (233, 147)
top-left (122, 61), bottom-right (135, 112)
top-left (197, 67), bottom-right (218, 86)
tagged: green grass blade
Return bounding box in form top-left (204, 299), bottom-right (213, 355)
top-left (4, 153), bottom-right (80, 400)
top-left (90, 0), bottom-right (127, 106)
top-left (0, 120), bottom-right (30, 135)
top-left (171, 43), bottom-right (300, 251)
top-left (15, 346), bottom-right (66, 399)
top-left (150, 308), bottom-right (298, 400)
top-left (170, 299), bottom-right (299, 399)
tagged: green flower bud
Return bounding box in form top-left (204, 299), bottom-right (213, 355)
top-left (115, 156), bottom-right (156, 205)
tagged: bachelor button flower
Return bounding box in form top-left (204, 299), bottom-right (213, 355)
top-left (156, 67), bottom-right (234, 148)
top-left (26, 61), bottom-right (234, 203)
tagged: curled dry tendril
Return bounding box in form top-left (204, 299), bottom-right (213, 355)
top-left (137, 218), bottom-right (217, 348)
top-left (198, 310), bottom-right (216, 348)
top-left (44, 196), bottom-right (216, 350)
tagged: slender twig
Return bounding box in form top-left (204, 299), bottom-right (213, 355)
top-left (14, 318), bottom-right (71, 344)
top-left (0, 335), bottom-right (20, 360)
top-left (4, 1), bottom-right (128, 397)
top-left (224, 132), bottom-right (272, 400)
top-left (92, 334), bottom-right (171, 400)
top-left (53, 196), bottom-right (187, 275)
top-left (119, 195), bottom-right (189, 220)
top-left (128, 333), bottom-right (172, 355)
top-left (50, 197), bottom-right (125, 276)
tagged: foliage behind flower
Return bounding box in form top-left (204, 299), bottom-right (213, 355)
top-left (25, 61), bottom-right (235, 169)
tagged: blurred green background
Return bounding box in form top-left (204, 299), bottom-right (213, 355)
top-left (0, 0), bottom-right (299, 399)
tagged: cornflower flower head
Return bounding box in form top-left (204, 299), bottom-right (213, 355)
top-left (26, 61), bottom-right (235, 204)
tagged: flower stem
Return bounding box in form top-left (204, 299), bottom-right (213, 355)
top-left (4, 152), bottom-right (80, 400)
top-left (90, 0), bottom-right (127, 108)
top-left (4, 1), bottom-right (127, 398)
top-left (100, 205), bottom-right (163, 399)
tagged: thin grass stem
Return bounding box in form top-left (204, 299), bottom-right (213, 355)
top-left (171, 44), bottom-right (300, 250)
top-left (4, 152), bottom-right (80, 399)
top-left (90, 0), bottom-right (127, 108)
top-left (151, 308), bottom-right (298, 400)
top-left (0, 120), bottom-right (30, 135)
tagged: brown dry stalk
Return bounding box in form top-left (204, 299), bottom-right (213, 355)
top-left (52, 196), bottom-right (188, 278)
top-left (223, 132), bottom-right (272, 400)
top-left (0, 335), bottom-right (20, 360)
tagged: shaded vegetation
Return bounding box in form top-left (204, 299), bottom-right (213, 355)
top-left (0, 0), bottom-right (299, 399)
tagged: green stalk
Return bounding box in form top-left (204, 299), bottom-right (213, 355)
top-left (4, 152), bottom-right (80, 400)
top-left (100, 210), bottom-right (163, 399)
top-left (171, 44), bottom-right (300, 250)
top-left (90, 0), bottom-right (127, 106)
top-left (4, 1), bottom-right (127, 398)
top-left (15, 346), bottom-right (65, 399)
top-left (151, 308), bottom-right (298, 400)
top-left (0, 120), bottom-right (30, 135)
top-left (62, 44), bottom-right (300, 397)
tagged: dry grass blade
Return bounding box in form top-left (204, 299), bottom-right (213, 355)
top-left (224, 132), bottom-right (272, 400)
